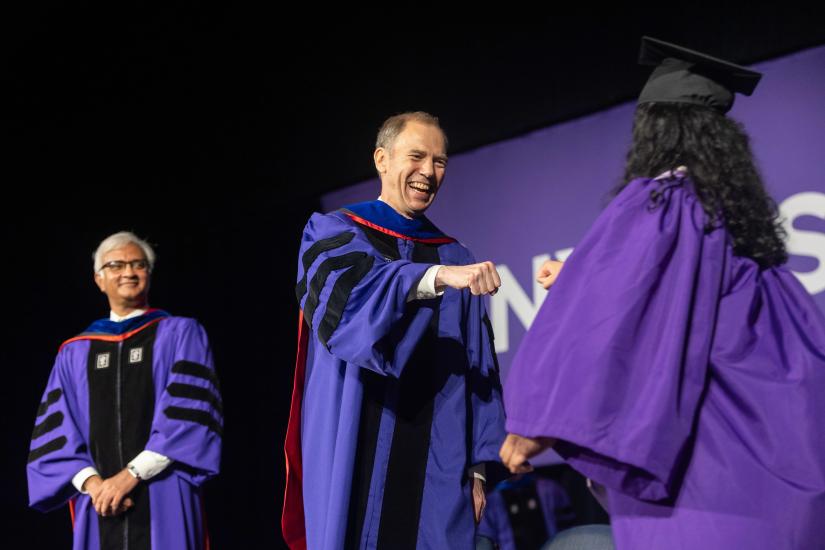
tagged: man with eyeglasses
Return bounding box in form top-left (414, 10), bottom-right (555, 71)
top-left (27, 231), bottom-right (222, 550)
top-left (282, 112), bottom-right (506, 550)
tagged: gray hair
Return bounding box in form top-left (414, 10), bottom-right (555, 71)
top-left (375, 111), bottom-right (448, 151)
top-left (92, 231), bottom-right (156, 272)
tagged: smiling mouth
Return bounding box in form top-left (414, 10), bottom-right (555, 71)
top-left (407, 181), bottom-right (433, 194)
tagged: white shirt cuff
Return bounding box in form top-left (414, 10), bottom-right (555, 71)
top-left (472, 471), bottom-right (487, 483)
top-left (407, 265), bottom-right (445, 302)
top-left (72, 467), bottom-right (100, 494)
top-left (127, 450), bottom-right (172, 480)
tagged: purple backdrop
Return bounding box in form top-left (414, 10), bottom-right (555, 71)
top-left (323, 45), bottom-right (825, 384)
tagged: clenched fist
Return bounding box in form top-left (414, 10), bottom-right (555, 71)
top-left (499, 433), bottom-right (556, 474)
top-left (536, 260), bottom-right (564, 290)
top-left (435, 262), bottom-right (501, 296)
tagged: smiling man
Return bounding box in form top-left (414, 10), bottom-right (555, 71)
top-left (282, 112), bottom-right (506, 550)
top-left (27, 231), bottom-right (222, 550)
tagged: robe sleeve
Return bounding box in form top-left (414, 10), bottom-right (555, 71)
top-left (27, 349), bottom-right (96, 511)
top-left (504, 177), bottom-right (726, 501)
top-left (467, 294), bottom-right (507, 466)
top-left (146, 319), bottom-right (222, 486)
top-left (296, 212), bottom-right (433, 377)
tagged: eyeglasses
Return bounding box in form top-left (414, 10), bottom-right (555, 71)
top-left (99, 259), bottom-right (150, 273)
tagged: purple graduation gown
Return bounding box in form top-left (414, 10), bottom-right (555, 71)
top-left (27, 310), bottom-right (222, 550)
top-left (288, 201), bottom-right (505, 550)
top-left (505, 175), bottom-right (825, 549)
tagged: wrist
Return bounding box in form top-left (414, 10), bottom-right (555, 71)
top-left (81, 475), bottom-right (100, 492)
top-left (433, 265), bottom-right (446, 290)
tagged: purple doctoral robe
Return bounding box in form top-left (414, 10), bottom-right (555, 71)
top-left (27, 310), bottom-right (222, 550)
top-left (287, 200), bottom-right (506, 550)
top-left (505, 175), bottom-right (825, 549)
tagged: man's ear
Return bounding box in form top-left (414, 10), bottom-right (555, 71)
top-left (374, 147), bottom-right (388, 175)
top-left (94, 272), bottom-right (106, 293)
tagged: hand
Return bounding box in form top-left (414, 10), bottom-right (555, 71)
top-left (435, 262), bottom-right (502, 296)
top-left (472, 477), bottom-right (486, 524)
top-left (536, 260), bottom-right (564, 290)
top-left (499, 433), bottom-right (556, 474)
top-left (92, 469), bottom-right (138, 517)
top-left (82, 474), bottom-right (103, 496)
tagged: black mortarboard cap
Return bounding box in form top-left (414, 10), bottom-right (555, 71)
top-left (637, 36), bottom-right (762, 114)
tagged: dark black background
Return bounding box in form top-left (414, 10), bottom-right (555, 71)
top-left (3, 5), bottom-right (823, 548)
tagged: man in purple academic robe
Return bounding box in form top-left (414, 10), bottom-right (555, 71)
top-left (27, 231), bottom-right (222, 550)
top-left (282, 112), bottom-right (507, 550)
top-left (500, 38), bottom-right (825, 549)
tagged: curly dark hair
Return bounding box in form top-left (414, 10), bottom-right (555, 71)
top-left (616, 103), bottom-right (787, 268)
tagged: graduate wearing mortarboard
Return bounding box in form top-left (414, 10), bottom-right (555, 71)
top-left (500, 37), bottom-right (825, 549)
